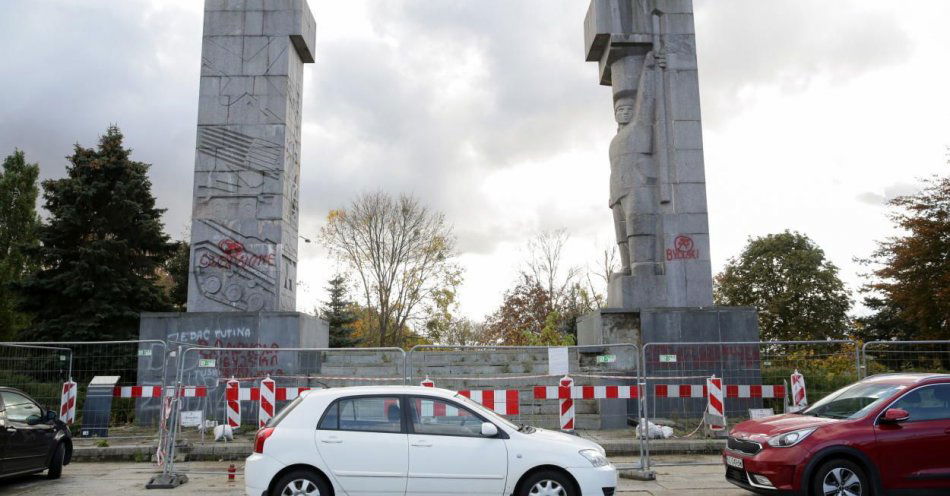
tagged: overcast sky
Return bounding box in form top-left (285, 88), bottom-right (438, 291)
top-left (1, 0), bottom-right (948, 320)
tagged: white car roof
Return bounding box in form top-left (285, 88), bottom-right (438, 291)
top-left (302, 385), bottom-right (460, 401)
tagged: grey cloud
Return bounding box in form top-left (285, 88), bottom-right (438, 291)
top-left (0, 0), bottom-right (922, 260)
top-left (856, 181), bottom-right (920, 205)
top-left (695, 0), bottom-right (913, 128)
top-left (0, 0), bottom-right (201, 239)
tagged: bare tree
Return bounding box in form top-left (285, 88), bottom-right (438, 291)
top-left (320, 192), bottom-right (459, 346)
top-left (586, 245), bottom-right (618, 309)
top-left (524, 229), bottom-right (582, 313)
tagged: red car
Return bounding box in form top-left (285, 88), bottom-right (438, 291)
top-left (723, 373), bottom-right (950, 496)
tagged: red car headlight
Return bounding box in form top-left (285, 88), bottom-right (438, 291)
top-left (767, 427), bottom-right (816, 448)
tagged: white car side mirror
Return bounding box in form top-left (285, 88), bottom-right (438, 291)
top-left (480, 422), bottom-right (498, 437)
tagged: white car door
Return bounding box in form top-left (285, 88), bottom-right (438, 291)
top-left (315, 396), bottom-right (409, 496)
top-left (405, 396), bottom-right (508, 496)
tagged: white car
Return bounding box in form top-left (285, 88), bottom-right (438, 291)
top-left (245, 385), bottom-right (617, 496)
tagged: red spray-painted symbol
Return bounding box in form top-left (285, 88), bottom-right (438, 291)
top-left (666, 235), bottom-right (699, 261)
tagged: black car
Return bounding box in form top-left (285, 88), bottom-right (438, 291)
top-left (0, 387), bottom-right (72, 479)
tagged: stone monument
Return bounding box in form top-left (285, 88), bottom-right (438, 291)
top-left (587, 0), bottom-right (712, 309)
top-left (577, 0), bottom-right (761, 430)
top-left (187, 0), bottom-right (316, 313)
top-left (139, 0), bottom-right (328, 436)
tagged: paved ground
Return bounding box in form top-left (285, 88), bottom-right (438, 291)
top-left (0, 456), bottom-right (751, 495)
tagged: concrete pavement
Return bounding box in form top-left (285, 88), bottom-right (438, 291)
top-left (0, 456), bottom-right (751, 496)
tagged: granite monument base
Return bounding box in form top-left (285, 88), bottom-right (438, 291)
top-left (578, 306), bottom-right (761, 429)
top-left (137, 311), bottom-right (328, 425)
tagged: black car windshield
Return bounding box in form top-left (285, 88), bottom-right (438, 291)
top-left (802, 382), bottom-right (905, 419)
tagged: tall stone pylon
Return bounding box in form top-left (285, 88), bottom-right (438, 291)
top-left (585, 0), bottom-right (713, 309)
top-left (186, 0), bottom-right (315, 313)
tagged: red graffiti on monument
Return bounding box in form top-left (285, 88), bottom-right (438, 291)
top-left (198, 239), bottom-right (276, 269)
top-left (666, 235), bottom-right (699, 261)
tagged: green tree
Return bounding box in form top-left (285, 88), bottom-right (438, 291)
top-left (16, 126), bottom-right (175, 341)
top-left (484, 275), bottom-right (553, 345)
top-left (857, 174), bottom-right (949, 341)
top-left (714, 231), bottom-right (851, 341)
top-left (424, 270), bottom-right (492, 345)
top-left (162, 240), bottom-right (190, 311)
top-left (319, 274), bottom-right (361, 348)
top-left (0, 150), bottom-right (41, 340)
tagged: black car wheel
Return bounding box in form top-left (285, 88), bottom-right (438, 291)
top-left (812, 459), bottom-right (869, 496)
top-left (47, 442), bottom-right (65, 479)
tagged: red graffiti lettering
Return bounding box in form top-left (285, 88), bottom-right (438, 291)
top-left (666, 235), bottom-right (699, 261)
top-left (199, 239), bottom-right (276, 269)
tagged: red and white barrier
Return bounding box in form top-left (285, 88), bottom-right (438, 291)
top-left (458, 390), bottom-right (520, 415)
top-left (156, 396), bottom-right (174, 467)
top-left (259, 377), bottom-right (275, 428)
top-left (791, 370), bottom-right (807, 411)
top-left (113, 386), bottom-right (207, 398)
top-left (706, 376), bottom-right (725, 431)
top-left (532, 377), bottom-right (641, 432)
top-left (654, 384), bottom-right (785, 399)
top-left (413, 378), bottom-right (519, 415)
top-left (60, 380), bottom-right (77, 425)
top-left (533, 384), bottom-right (640, 400)
top-left (559, 376), bottom-right (575, 431)
top-left (232, 386), bottom-right (313, 401)
top-left (225, 379), bottom-right (241, 428)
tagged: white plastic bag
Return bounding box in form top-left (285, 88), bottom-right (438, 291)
top-left (213, 424), bottom-right (233, 442)
top-left (636, 418), bottom-right (673, 439)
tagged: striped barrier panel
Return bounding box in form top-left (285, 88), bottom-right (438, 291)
top-left (706, 376), bottom-right (726, 431)
top-left (225, 379), bottom-right (241, 428)
top-left (791, 370), bottom-right (807, 411)
top-left (113, 386), bottom-right (207, 398)
top-left (533, 384), bottom-right (640, 400)
top-left (654, 384), bottom-right (786, 399)
top-left (60, 380), bottom-right (77, 425)
top-left (259, 378), bottom-right (276, 428)
top-left (229, 387), bottom-right (314, 402)
top-left (414, 378), bottom-right (520, 416)
top-left (457, 390), bottom-right (519, 415)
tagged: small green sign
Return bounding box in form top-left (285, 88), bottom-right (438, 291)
top-left (659, 354), bottom-right (677, 363)
top-left (596, 354), bottom-right (616, 364)
top-left (59, 355), bottom-right (67, 361)
top-left (198, 359), bottom-right (216, 368)
top-left (137, 349), bottom-right (152, 357)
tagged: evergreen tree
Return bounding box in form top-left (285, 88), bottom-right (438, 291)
top-left (164, 240), bottom-right (190, 311)
top-left (319, 275), bottom-right (360, 348)
top-left (16, 126), bottom-right (174, 341)
top-left (0, 150), bottom-right (41, 340)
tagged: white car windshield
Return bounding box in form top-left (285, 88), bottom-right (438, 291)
top-left (453, 393), bottom-right (521, 431)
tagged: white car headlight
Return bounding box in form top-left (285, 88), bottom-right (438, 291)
top-left (767, 427), bottom-right (816, 448)
top-left (579, 449), bottom-right (610, 468)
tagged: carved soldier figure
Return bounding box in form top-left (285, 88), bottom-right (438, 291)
top-left (609, 51), bottom-right (664, 278)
